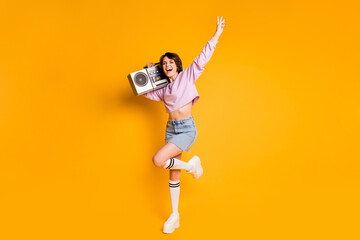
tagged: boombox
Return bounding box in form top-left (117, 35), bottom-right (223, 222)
top-left (127, 63), bottom-right (170, 96)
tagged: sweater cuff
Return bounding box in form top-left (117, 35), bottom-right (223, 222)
top-left (209, 36), bottom-right (218, 46)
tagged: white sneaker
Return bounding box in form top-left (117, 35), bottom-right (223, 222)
top-left (163, 212), bottom-right (180, 234)
top-left (186, 155), bottom-right (203, 179)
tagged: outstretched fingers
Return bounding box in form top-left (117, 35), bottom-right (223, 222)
top-left (217, 16), bottom-right (225, 25)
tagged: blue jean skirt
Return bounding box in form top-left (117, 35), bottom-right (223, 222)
top-left (165, 116), bottom-right (198, 152)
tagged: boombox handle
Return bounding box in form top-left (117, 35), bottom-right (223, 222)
top-left (143, 62), bottom-right (160, 69)
top-left (143, 62), bottom-right (184, 71)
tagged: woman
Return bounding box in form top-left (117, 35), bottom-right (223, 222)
top-left (143, 16), bottom-right (225, 234)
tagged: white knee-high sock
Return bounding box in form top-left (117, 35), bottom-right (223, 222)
top-left (164, 157), bottom-right (192, 171)
top-left (169, 180), bottom-right (180, 214)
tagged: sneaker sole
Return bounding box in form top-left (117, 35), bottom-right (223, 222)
top-left (192, 156), bottom-right (203, 179)
top-left (163, 220), bottom-right (180, 234)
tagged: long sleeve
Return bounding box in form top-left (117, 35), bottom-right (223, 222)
top-left (181, 36), bottom-right (218, 84)
top-left (142, 87), bottom-right (164, 102)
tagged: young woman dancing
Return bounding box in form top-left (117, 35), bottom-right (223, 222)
top-left (143, 16), bottom-right (226, 234)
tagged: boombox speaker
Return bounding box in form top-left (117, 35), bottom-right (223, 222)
top-left (128, 63), bottom-right (170, 96)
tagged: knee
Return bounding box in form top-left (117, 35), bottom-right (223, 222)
top-left (152, 154), bottom-right (165, 168)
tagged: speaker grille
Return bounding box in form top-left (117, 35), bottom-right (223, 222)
top-left (134, 72), bottom-right (148, 87)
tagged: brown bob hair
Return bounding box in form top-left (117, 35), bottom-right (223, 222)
top-left (159, 52), bottom-right (183, 73)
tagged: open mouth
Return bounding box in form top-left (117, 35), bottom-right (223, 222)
top-left (166, 68), bottom-right (172, 73)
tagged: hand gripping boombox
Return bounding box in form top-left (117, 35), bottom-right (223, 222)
top-left (127, 62), bottom-right (170, 96)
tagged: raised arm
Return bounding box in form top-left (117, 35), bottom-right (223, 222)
top-left (182, 16), bottom-right (226, 84)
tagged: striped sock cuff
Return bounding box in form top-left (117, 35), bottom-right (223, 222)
top-left (169, 180), bottom-right (180, 188)
top-left (165, 158), bottom-right (175, 169)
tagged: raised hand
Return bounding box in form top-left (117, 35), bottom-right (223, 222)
top-left (146, 62), bottom-right (155, 68)
top-left (216, 16), bottom-right (226, 36)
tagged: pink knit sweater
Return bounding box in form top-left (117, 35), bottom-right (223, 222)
top-left (143, 37), bottom-right (218, 113)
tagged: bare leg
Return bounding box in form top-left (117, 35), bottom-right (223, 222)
top-left (169, 153), bottom-right (182, 181)
top-left (152, 142), bottom-right (183, 168)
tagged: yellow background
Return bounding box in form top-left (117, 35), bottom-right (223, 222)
top-left (1, 0), bottom-right (359, 239)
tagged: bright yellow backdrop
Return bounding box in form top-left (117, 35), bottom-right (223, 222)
top-left (0, 0), bottom-right (359, 239)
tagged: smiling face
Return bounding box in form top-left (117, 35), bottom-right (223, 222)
top-left (162, 56), bottom-right (178, 79)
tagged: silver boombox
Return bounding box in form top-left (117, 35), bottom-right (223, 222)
top-left (128, 62), bottom-right (170, 96)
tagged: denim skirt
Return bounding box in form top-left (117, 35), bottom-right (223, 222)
top-left (165, 116), bottom-right (198, 152)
